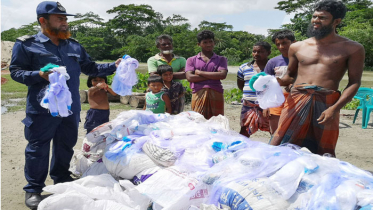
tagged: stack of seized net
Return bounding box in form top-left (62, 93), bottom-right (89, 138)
top-left (40, 110), bottom-right (373, 210)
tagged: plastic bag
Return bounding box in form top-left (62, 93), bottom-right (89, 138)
top-left (253, 75), bottom-right (285, 109)
top-left (40, 65), bottom-right (72, 117)
top-left (112, 55), bottom-right (139, 96)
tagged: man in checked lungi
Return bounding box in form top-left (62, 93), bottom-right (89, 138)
top-left (185, 30), bottom-right (228, 119)
top-left (270, 0), bottom-right (365, 157)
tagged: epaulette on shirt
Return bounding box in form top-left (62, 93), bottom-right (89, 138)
top-left (16, 35), bottom-right (34, 42)
top-left (68, 37), bottom-right (79, 43)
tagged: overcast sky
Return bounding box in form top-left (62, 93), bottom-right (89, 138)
top-left (1, 0), bottom-right (294, 36)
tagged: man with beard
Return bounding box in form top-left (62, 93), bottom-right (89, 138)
top-left (9, 2), bottom-right (121, 209)
top-left (270, 0), bottom-right (365, 157)
top-left (147, 34), bottom-right (187, 79)
top-left (147, 34), bottom-right (187, 111)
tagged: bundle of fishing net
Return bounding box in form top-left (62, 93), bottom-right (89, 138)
top-left (250, 72), bottom-right (285, 109)
top-left (112, 55), bottom-right (139, 96)
top-left (40, 63), bottom-right (72, 117)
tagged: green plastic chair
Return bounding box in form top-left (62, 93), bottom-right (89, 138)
top-left (353, 87), bottom-right (373, 128)
top-left (363, 95), bottom-right (373, 129)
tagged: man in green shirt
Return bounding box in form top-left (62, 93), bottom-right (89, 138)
top-left (147, 34), bottom-right (186, 79)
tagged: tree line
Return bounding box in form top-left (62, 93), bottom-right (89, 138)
top-left (2, 0), bottom-right (372, 67)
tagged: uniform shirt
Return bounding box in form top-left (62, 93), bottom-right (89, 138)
top-left (145, 91), bottom-right (166, 114)
top-left (264, 55), bottom-right (289, 78)
top-left (237, 60), bottom-right (263, 102)
top-left (147, 53), bottom-right (186, 74)
top-left (161, 80), bottom-right (185, 114)
top-left (185, 53), bottom-right (228, 94)
top-left (9, 32), bottom-right (116, 114)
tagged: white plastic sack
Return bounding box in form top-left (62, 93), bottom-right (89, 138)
top-left (142, 141), bottom-right (179, 167)
top-left (40, 174), bottom-right (142, 209)
top-left (357, 189), bottom-right (373, 207)
top-left (133, 166), bottom-right (162, 185)
top-left (218, 178), bottom-right (289, 210)
top-left (253, 75), bottom-right (285, 109)
top-left (175, 141), bottom-right (216, 172)
top-left (136, 166), bottom-right (199, 209)
top-left (103, 141), bottom-right (157, 179)
top-left (70, 151), bottom-right (93, 176)
top-left (269, 155), bottom-right (318, 200)
top-left (38, 191), bottom-right (134, 210)
top-left (82, 159), bottom-right (109, 178)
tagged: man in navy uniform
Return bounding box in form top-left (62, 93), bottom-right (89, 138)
top-left (9, 1), bottom-right (121, 209)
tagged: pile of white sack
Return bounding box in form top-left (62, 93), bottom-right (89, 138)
top-left (39, 110), bottom-right (373, 210)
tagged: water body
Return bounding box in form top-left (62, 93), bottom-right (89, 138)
top-left (1, 106), bottom-right (8, 114)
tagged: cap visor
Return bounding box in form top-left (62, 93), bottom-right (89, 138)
top-left (48, 12), bottom-right (76, 16)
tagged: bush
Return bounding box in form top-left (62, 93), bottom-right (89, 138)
top-left (132, 72), bottom-right (149, 92)
top-left (224, 88), bottom-right (243, 104)
top-left (343, 98), bottom-right (360, 110)
top-left (180, 80), bottom-right (192, 104)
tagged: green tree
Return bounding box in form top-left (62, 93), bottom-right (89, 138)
top-left (220, 48), bottom-right (243, 65)
top-left (111, 35), bottom-right (154, 62)
top-left (340, 22), bottom-right (373, 66)
top-left (107, 4), bottom-right (160, 39)
top-left (163, 23), bottom-right (197, 58)
top-left (1, 22), bottom-right (39, 41)
top-left (69, 12), bottom-right (119, 60)
top-left (198, 21), bottom-right (233, 31)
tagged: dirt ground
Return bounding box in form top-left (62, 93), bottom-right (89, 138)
top-left (1, 105), bottom-right (373, 210)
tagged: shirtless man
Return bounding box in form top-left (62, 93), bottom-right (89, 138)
top-left (270, 0), bottom-right (365, 157)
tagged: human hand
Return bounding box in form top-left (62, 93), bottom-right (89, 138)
top-left (317, 107), bottom-right (338, 125)
top-left (39, 70), bottom-right (53, 81)
top-left (115, 58), bottom-right (122, 68)
top-left (97, 82), bottom-right (108, 91)
top-left (262, 109), bottom-right (270, 117)
top-left (195, 70), bottom-right (201, 75)
top-left (284, 85), bottom-right (291, 92)
top-left (275, 66), bottom-right (288, 78)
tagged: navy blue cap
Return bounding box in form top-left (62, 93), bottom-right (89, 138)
top-left (36, 1), bottom-right (76, 16)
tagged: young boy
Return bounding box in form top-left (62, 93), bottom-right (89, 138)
top-left (263, 30), bottom-right (296, 134)
top-left (85, 76), bottom-right (117, 134)
top-left (143, 75), bottom-right (172, 114)
top-left (237, 41), bottom-right (272, 137)
top-left (157, 65), bottom-right (185, 115)
top-left (185, 30), bottom-right (228, 119)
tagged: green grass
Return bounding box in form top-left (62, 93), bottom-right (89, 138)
top-left (1, 75), bottom-right (28, 103)
top-left (97, 60), bottom-right (116, 63)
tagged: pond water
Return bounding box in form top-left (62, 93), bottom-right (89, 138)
top-left (1, 106), bottom-right (8, 114)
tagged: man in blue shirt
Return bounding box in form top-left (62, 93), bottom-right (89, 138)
top-left (263, 30), bottom-right (296, 134)
top-left (9, 2), bottom-right (121, 209)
